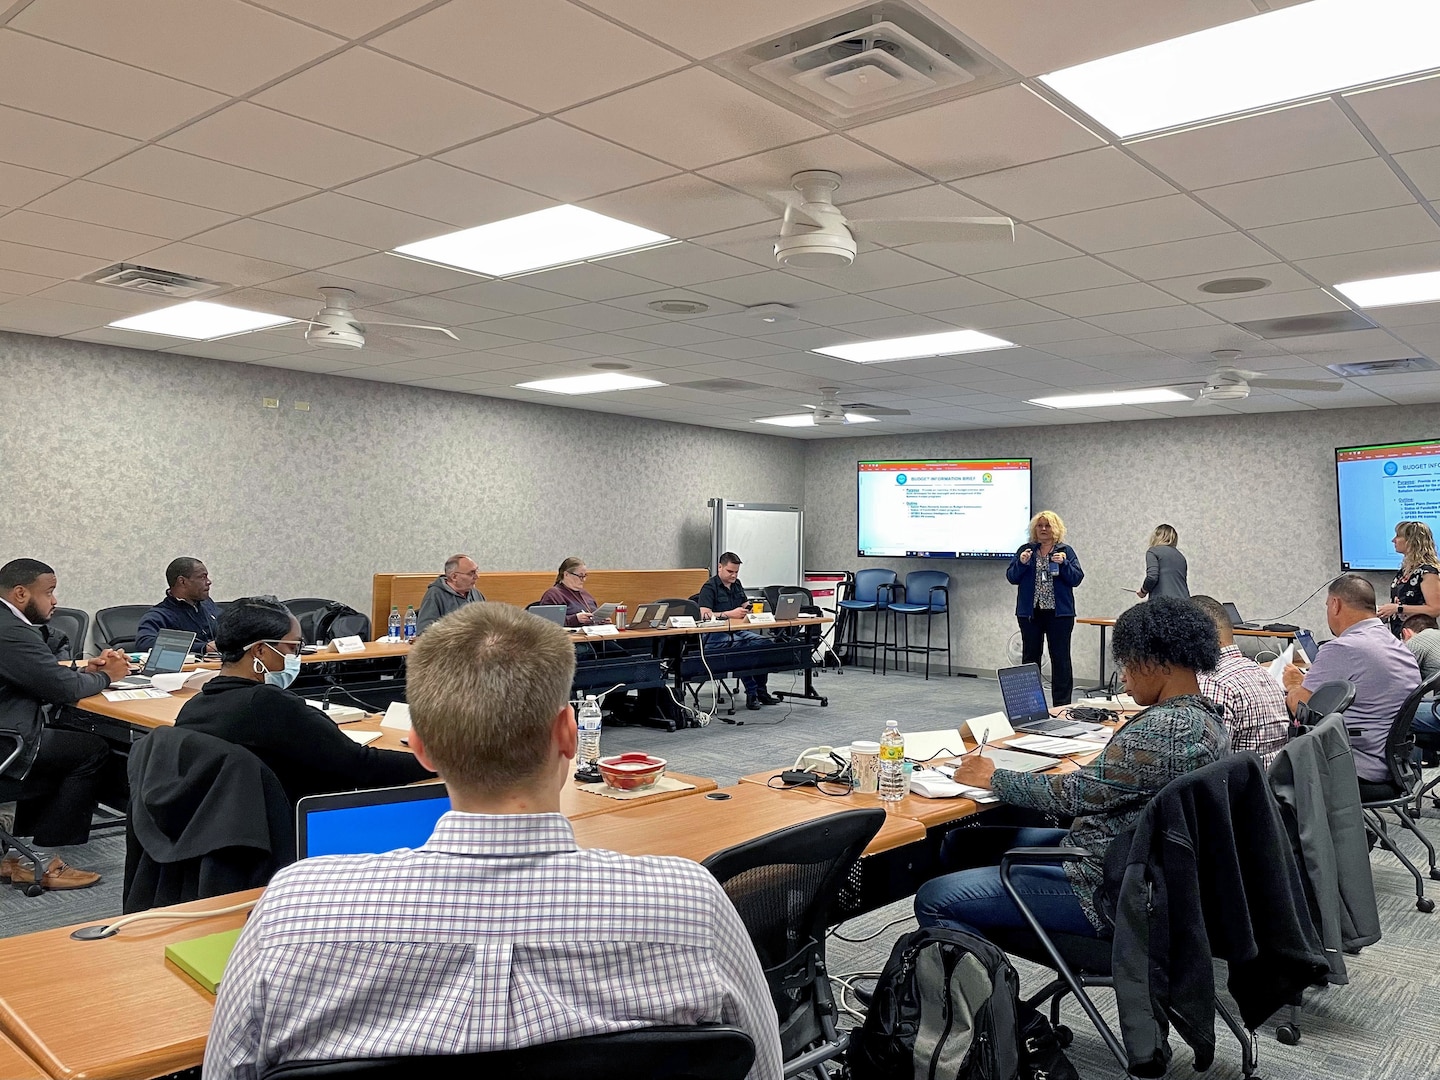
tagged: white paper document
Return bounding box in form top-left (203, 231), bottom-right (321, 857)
top-left (1005, 734), bottom-right (1104, 757)
top-left (962, 710), bottom-right (1014, 744)
top-left (343, 730), bottom-right (382, 746)
top-left (102, 688), bottom-right (169, 701)
top-left (1268, 644), bottom-right (1296, 690)
top-left (903, 728), bottom-right (971, 762)
top-left (909, 769), bottom-right (1001, 802)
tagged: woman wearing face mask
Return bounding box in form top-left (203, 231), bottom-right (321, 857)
top-left (175, 595), bottom-right (431, 806)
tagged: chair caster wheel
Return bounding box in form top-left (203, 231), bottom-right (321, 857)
top-left (23, 884), bottom-right (42, 897)
top-left (1275, 1024), bottom-right (1300, 1046)
top-left (1054, 1025), bottom-right (1073, 1049)
top-left (1418, 897), bottom-right (1435, 913)
top-left (1430, 868), bottom-right (1440, 881)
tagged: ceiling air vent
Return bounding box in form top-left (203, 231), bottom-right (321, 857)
top-left (716, 3), bottom-right (1005, 126)
top-left (84, 263), bottom-right (224, 298)
top-left (1327, 356), bottom-right (1439, 377)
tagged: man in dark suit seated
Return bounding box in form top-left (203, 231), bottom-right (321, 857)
top-left (0, 558), bottom-right (129, 889)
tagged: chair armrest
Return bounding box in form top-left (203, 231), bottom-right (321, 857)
top-left (1001, 846), bottom-right (1094, 867)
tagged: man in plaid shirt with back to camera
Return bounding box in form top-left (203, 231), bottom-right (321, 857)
top-left (1192, 595), bottom-right (1291, 767)
top-left (206, 602), bottom-right (782, 1080)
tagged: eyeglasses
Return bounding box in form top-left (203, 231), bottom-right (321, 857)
top-left (566, 569), bottom-right (588, 580)
top-left (250, 639), bottom-right (304, 657)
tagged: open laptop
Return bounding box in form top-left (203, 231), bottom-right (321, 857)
top-left (773, 594), bottom-right (804, 621)
top-left (1223, 602), bottom-right (1261, 630)
top-left (111, 628), bottom-right (195, 689)
top-left (997, 663), bottom-right (1089, 735)
top-left (296, 782), bottom-right (451, 858)
top-left (529, 604), bottom-right (567, 626)
top-left (626, 602), bottom-right (669, 629)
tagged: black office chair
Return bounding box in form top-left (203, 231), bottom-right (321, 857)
top-left (93, 604), bottom-right (150, 652)
top-left (703, 808), bottom-right (884, 1079)
top-left (1357, 670), bottom-right (1440, 912)
top-left (1292, 679), bottom-right (1356, 736)
top-left (0, 731), bottom-right (46, 897)
top-left (47, 607), bottom-right (89, 660)
top-left (661, 598), bottom-right (742, 717)
top-left (258, 1026), bottom-right (756, 1080)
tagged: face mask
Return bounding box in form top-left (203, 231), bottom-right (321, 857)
top-left (265, 653), bottom-right (302, 689)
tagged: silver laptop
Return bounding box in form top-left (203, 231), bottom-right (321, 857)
top-left (773, 594), bottom-right (804, 620)
top-left (997, 663), bottom-right (1088, 736)
top-left (529, 604), bottom-right (567, 626)
top-left (112, 628), bottom-right (195, 688)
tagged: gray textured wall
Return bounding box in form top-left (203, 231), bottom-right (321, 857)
top-left (0, 332), bottom-right (804, 623)
top-left (802, 405), bottom-right (1437, 681)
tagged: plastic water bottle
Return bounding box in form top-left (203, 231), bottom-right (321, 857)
top-left (879, 719), bottom-right (905, 802)
top-left (387, 605), bottom-right (401, 642)
top-left (578, 696), bottom-right (602, 766)
top-left (403, 605), bottom-right (418, 642)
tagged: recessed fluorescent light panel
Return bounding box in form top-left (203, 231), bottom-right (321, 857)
top-left (814, 329), bottom-right (1016, 364)
top-left (1334, 269), bottom-right (1440, 308)
top-left (1041, 0), bottom-right (1440, 138)
top-left (753, 413), bottom-right (880, 427)
top-left (1029, 388), bottom-right (1190, 409)
top-left (515, 372), bottom-right (665, 395)
top-left (108, 301), bottom-right (292, 340)
top-left (394, 205), bottom-right (670, 277)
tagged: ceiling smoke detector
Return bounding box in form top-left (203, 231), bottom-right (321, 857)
top-left (1198, 276), bottom-right (1271, 295)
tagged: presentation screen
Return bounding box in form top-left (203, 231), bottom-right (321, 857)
top-left (1336, 439), bottom-right (1440, 571)
top-left (857, 459), bottom-right (1032, 559)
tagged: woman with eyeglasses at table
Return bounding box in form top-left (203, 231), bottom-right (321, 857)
top-left (174, 596), bottom-right (432, 807)
top-left (913, 597), bottom-right (1229, 943)
top-left (537, 557), bottom-right (601, 627)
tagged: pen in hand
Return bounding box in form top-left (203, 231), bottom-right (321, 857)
top-left (973, 727), bottom-right (990, 758)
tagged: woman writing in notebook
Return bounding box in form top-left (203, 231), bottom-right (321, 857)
top-left (914, 597), bottom-right (1229, 942)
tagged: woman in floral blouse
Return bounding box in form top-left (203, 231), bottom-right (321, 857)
top-left (1378, 520), bottom-right (1440, 638)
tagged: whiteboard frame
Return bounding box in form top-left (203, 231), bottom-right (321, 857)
top-left (709, 499), bottom-right (805, 592)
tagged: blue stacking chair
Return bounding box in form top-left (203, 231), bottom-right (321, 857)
top-left (836, 568), bottom-right (896, 673)
top-left (882, 571), bottom-right (951, 680)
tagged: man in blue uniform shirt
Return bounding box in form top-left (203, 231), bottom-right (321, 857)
top-left (135, 557), bottom-right (219, 655)
top-left (697, 552), bottom-right (777, 711)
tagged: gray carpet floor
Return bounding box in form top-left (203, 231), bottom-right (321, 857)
top-left (5, 663), bottom-right (1439, 1079)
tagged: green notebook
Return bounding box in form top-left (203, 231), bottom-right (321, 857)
top-left (165, 927), bottom-right (243, 994)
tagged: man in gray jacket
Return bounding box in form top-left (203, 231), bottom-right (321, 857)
top-left (416, 554), bottom-right (485, 634)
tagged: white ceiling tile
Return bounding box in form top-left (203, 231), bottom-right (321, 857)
top-left (1295, 241), bottom-right (1440, 287)
top-left (850, 84), bottom-right (1102, 182)
top-left (517, 263), bottom-right (660, 302)
top-left (0, 105), bottom-right (137, 175)
top-left (0, 239), bottom-right (102, 279)
top-left (560, 68), bottom-right (824, 171)
top-left (793, 295), bottom-right (909, 326)
top-left (900, 225), bottom-right (1079, 276)
top-left (956, 149), bottom-right (1178, 221)
top-left (600, 242), bottom-right (763, 286)
top-left (683, 311), bottom-right (800, 340)
top-left (1345, 74), bottom-right (1440, 155)
top-left (319, 253), bottom-right (479, 294)
top-left (261, 270), bottom-right (413, 306)
top-left (366, 292), bottom-right (496, 330)
top-left (699, 135), bottom-right (931, 206)
top-left (788, 249), bottom-right (951, 295)
top-left (489, 341), bottom-right (595, 364)
top-left (0, 162), bottom-right (66, 205)
top-left (0, 296), bottom-right (117, 335)
top-left (37, 280), bottom-right (169, 313)
top-left (584, 175), bottom-right (773, 239)
top-left (964, 316), bottom-right (1113, 347)
top-left (1103, 231), bottom-right (1275, 280)
top-left (1394, 146), bottom-right (1440, 201)
top-left (258, 192), bottom-right (450, 250)
top-left (26, 181), bottom-right (232, 241)
top-left (12, 0), bottom-right (341, 95)
top-left (86, 147), bottom-right (316, 216)
top-left (255, 47), bottom-right (534, 156)
top-left (861, 275), bottom-right (1013, 313)
top-left (596, 0), bottom-right (845, 58)
top-left (1249, 205), bottom-right (1440, 262)
top-left (1036, 195), bottom-right (1229, 253)
top-left (0, 211), bottom-right (163, 260)
top-left (208, 289), bottom-right (321, 320)
top-left (190, 219), bottom-right (371, 268)
top-left (246, 0), bottom-right (437, 37)
top-left (537, 303), bottom-right (659, 333)
top-left (687, 221), bottom-right (786, 268)
top-left (816, 315), bottom-right (959, 341)
top-left (692, 270), bottom-right (840, 307)
top-left (463, 314), bottom-right (591, 342)
top-left (339, 160), bottom-right (550, 228)
top-left (0, 30), bottom-right (226, 139)
top-left (603, 288), bottom-right (744, 321)
top-left (1127, 326), bottom-right (1278, 357)
top-left (1034, 282), bottom-right (1183, 317)
top-left (437, 280), bottom-right (581, 315)
top-left (973, 256), bottom-right (1134, 297)
top-left (1197, 158), bottom-right (1415, 229)
top-left (925, 0), bottom-right (1256, 76)
top-left (1196, 288), bottom-right (1347, 323)
top-left (1084, 306), bottom-right (1223, 334)
top-left (1130, 101), bottom-right (1375, 190)
top-left (440, 120), bottom-right (676, 203)
top-left (542, 330), bottom-right (660, 356)
top-left (0, 268), bottom-right (61, 295)
top-left (371, 0), bottom-right (685, 113)
top-left (926, 299), bottom-right (1070, 330)
top-left (614, 322), bottom-right (729, 348)
top-left (135, 243), bottom-right (303, 288)
top-left (1153, 263), bottom-right (1315, 303)
top-left (162, 103), bottom-right (414, 189)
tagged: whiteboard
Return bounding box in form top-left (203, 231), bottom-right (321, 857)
top-left (710, 500), bottom-right (803, 590)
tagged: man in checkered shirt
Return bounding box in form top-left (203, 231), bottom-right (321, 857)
top-left (1192, 596), bottom-right (1290, 766)
top-left (206, 602), bottom-right (783, 1080)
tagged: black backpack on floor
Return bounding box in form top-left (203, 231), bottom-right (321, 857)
top-left (848, 926), bottom-right (1075, 1080)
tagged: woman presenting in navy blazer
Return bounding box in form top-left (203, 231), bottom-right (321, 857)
top-left (1007, 510), bottom-right (1085, 705)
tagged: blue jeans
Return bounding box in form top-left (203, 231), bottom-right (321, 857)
top-left (695, 629), bottom-right (768, 696)
top-left (914, 827), bottom-right (1099, 939)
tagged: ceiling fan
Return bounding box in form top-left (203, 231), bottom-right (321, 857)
top-left (805, 386), bottom-right (912, 425)
top-left (768, 170), bottom-right (1014, 270)
top-left (224, 288), bottom-right (460, 353)
top-left (1162, 349), bottom-right (1345, 402)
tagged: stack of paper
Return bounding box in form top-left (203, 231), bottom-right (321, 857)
top-left (909, 769), bottom-right (1000, 802)
top-left (1006, 734), bottom-right (1104, 757)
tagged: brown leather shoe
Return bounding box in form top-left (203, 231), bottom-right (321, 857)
top-left (8, 857), bottom-right (100, 890)
top-left (0, 853), bottom-right (19, 881)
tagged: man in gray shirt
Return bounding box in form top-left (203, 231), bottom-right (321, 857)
top-left (1283, 575), bottom-right (1420, 793)
top-left (416, 554), bottom-right (485, 634)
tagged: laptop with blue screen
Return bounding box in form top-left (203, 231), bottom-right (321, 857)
top-left (296, 782), bottom-right (450, 858)
top-left (997, 663), bottom-right (1085, 735)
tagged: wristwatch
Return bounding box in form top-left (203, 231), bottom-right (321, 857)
top-left (1398, 604), bottom-right (1405, 617)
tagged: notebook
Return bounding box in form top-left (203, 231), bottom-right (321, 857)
top-left (111, 629), bottom-right (195, 689)
top-left (165, 927), bottom-right (242, 994)
top-left (296, 782), bottom-right (451, 858)
top-left (997, 664), bottom-right (1088, 736)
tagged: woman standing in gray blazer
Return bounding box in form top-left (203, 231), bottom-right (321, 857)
top-left (1138, 524), bottom-right (1189, 601)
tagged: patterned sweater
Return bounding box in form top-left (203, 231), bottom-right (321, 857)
top-left (992, 694), bottom-right (1231, 930)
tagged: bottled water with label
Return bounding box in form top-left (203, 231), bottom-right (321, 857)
top-left (879, 719), bottom-right (905, 802)
top-left (387, 605), bottom-right (401, 642)
top-left (403, 606), bottom-right (418, 642)
top-left (578, 695), bottom-right (602, 767)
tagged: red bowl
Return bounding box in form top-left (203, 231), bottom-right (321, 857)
top-left (598, 752), bottom-right (667, 791)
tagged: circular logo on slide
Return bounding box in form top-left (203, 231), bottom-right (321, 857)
top-left (982, 472), bottom-right (993, 483)
top-left (1384, 460), bottom-right (1399, 476)
top-left (895, 473), bottom-right (907, 485)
